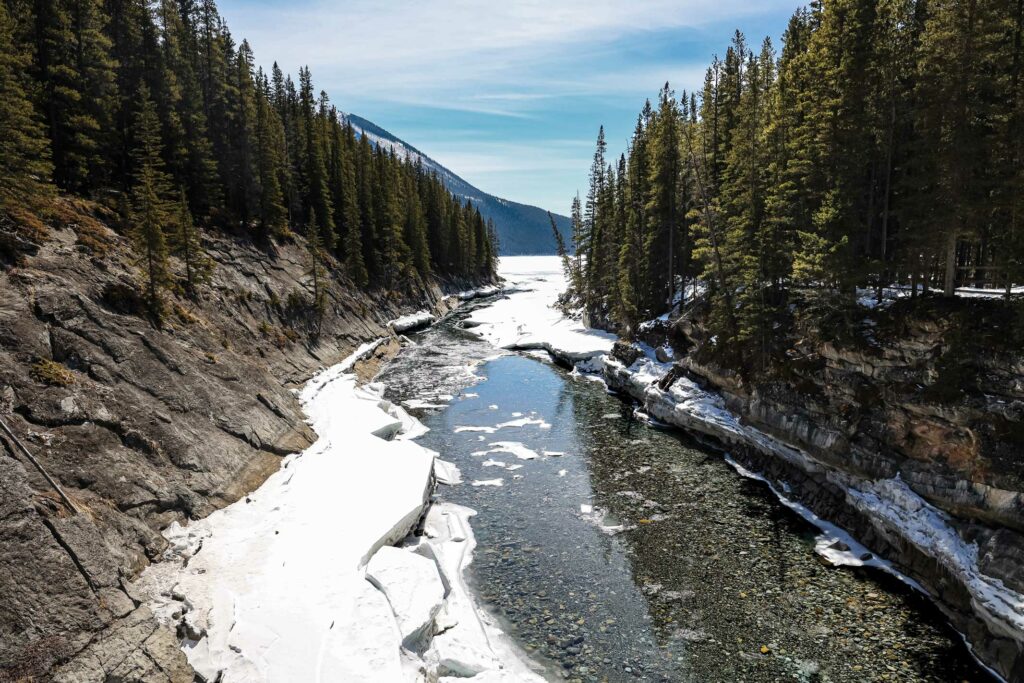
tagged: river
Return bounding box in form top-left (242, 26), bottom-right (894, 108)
top-left (377, 260), bottom-right (990, 683)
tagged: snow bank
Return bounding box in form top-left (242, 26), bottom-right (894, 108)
top-left (457, 284), bottom-right (502, 301)
top-left (389, 309), bottom-right (435, 334)
top-left (466, 256), bottom-right (615, 362)
top-left (366, 547), bottom-right (446, 647)
top-left (845, 476), bottom-right (1024, 639)
top-left (417, 504), bottom-right (545, 681)
top-left (857, 283), bottom-right (1024, 308)
top-left (136, 338), bottom-right (543, 682)
top-left (136, 345), bottom-right (435, 681)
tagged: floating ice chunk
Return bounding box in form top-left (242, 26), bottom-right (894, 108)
top-left (385, 401), bottom-right (429, 440)
top-left (434, 459), bottom-right (462, 486)
top-left (579, 505), bottom-right (629, 535)
top-left (471, 479), bottom-right (504, 487)
top-left (557, 469), bottom-right (567, 477)
top-left (495, 416), bottom-right (551, 430)
top-left (542, 450), bottom-right (565, 457)
top-left (365, 547), bottom-right (445, 648)
top-left (511, 412), bottom-right (523, 417)
top-left (455, 426), bottom-right (497, 434)
top-left (506, 464), bottom-right (523, 471)
top-left (488, 404), bottom-right (499, 410)
top-left (483, 442), bottom-right (539, 460)
top-left (405, 399), bottom-right (449, 410)
top-left (464, 392), bottom-right (479, 398)
top-left (482, 459), bottom-right (506, 468)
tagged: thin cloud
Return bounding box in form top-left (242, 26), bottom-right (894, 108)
top-left (226, 0), bottom-right (795, 99)
top-left (219, 0), bottom-right (795, 210)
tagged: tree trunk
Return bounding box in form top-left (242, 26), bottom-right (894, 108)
top-left (943, 230), bottom-right (957, 296)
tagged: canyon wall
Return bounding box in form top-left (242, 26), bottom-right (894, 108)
top-left (611, 297), bottom-right (1024, 680)
top-left (0, 214), bottom-right (472, 681)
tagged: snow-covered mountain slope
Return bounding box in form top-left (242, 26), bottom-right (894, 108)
top-left (342, 113), bottom-right (570, 255)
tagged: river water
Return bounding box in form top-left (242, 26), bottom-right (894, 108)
top-left (378, 299), bottom-right (991, 683)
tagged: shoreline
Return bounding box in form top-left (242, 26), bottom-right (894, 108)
top-left (135, 285), bottom-right (546, 682)
top-left (461, 257), bottom-right (1020, 682)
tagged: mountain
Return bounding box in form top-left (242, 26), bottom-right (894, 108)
top-left (342, 113), bottom-right (570, 255)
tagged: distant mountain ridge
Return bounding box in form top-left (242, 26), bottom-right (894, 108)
top-left (342, 113), bottom-right (570, 255)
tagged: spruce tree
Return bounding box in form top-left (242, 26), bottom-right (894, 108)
top-left (129, 84), bottom-right (174, 317)
top-left (298, 68), bottom-right (335, 249)
top-left (617, 114), bottom-right (650, 329)
top-left (306, 206), bottom-right (327, 331)
top-left (29, 0), bottom-right (117, 193)
top-left (339, 123), bottom-right (368, 286)
top-left (158, 0), bottom-right (220, 216)
top-left (173, 188), bottom-right (212, 297)
top-left (582, 126), bottom-right (606, 309)
top-left (254, 70), bottom-right (287, 238)
top-left (644, 83), bottom-right (683, 311)
top-left (0, 1), bottom-right (54, 216)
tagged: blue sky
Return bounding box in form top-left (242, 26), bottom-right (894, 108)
top-left (219, 0), bottom-right (798, 215)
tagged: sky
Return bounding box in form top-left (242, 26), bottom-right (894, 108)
top-left (219, 0), bottom-right (798, 216)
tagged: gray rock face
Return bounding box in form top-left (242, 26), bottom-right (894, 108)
top-left (610, 340), bottom-right (641, 366)
top-left (0, 225), bottom-right (474, 680)
top-left (612, 300), bottom-right (1024, 680)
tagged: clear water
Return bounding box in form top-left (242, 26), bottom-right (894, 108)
top-left (380, 309), bottom-right (991, 683)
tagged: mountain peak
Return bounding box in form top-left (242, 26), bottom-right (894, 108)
top-left (340, 112), bottom-right (570, 255)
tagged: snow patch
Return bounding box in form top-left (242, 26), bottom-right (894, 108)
top-left (388, 310), bottom-right (435, 334)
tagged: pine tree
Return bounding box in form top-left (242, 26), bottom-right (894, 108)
top-left (403, 167), bottom-right (431, 277)
top-left (644, 83), bottom-right (683, 311)
top-left (994, 0), bottom-right (1024, 295)
top-left (105, 0), bottom-right (155, 192)
top-left (129, 84), bottom-right (174, 317)
top-left (582, 126), bottom-right (606, 309)
top-left (173, 188), bottom-right (212, 296)
top-left (254, 70), bottom-right (287, 238)
top-left (158, 0), bottom-right (220, 216)
top-left (338, 123), bottom-right (368, 286)
top-left (305, 207), bottom-right (327, 332)
top-left (564, 194), bottom-right (584, 300)
top-left (298, 68), bottom-right (335, 249)
top-left (29, 0), bottom-right (117, 193)
top-left (790, 0), bottom-right (879, 296)
top-left (617, 113), bottom-right (651, 330)
top-left (0, 1), bottom-right (54, 216)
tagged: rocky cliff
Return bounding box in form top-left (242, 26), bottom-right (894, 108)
top-left (612, 296), bottom-right (1024, 681)
top-left (0, 207), bottom-right (475, 681)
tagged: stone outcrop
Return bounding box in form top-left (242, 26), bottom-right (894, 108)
top-left (606, 296), bottom-right (1024, 681)
top-left (0, 219), bottom-right (483, 681)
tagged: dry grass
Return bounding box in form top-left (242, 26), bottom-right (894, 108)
top-left (30, 359), bottom-right (76, 387)
top-left (50, 196), bottom-right (116, 256)
top-left (173, 302), bottom-right (200, 325)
